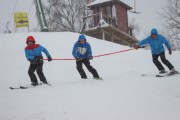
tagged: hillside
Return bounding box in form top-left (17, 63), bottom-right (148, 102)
top-left (0, 32), bottom-right (180, 120)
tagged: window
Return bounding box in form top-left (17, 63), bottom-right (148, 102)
top-left (107, 6), bottom-right (112, 17)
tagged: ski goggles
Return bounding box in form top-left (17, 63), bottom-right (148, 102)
top-left (27, 41), bottom-right (34, 45)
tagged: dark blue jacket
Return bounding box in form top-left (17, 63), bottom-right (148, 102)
top-left (72, 35), bottom-right (92, 59)
top-left (138, 28), bottom-right (171, 54)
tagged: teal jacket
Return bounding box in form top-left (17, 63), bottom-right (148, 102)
top-left (25, 44), bottom-right (50, 60)
top-left (138, 28), bottom-right (171, 54)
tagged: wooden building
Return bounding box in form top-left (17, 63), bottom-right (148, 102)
top-left (82, 0), bottom-right (138, 47)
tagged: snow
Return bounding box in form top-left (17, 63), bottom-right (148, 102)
top-left (87, 0), bottom-right (131, 8)
top-left (87, 0), bottom-right (111, 6)
top-left (0, 32), bottom-right (180, 120)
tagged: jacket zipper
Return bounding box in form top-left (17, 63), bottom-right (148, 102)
top-left (155, 39), bottom-right (158, 52)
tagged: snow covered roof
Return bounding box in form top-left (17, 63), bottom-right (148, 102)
top-left (87, 0), bottom-right (132, 10)
top-left (88, 0), bottom-right (111, 6)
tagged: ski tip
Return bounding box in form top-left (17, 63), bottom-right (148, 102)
top-left (156, 75), bottom-right (165, 77)
top-left (141, 74), bottom-right (146, 76)
top-left (39, 82), bottom-right (52, 86)
top-left (94, 77), bottom-right (103, 80)
top-left (9, 87), bottom-right (14, 89)
top-left (9, 87), bottom-right (20, 89)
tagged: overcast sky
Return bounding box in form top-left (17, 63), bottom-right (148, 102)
top-left (0, 0), bottom-right (167, 39)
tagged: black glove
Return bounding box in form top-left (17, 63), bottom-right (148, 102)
top-left (133, 44), bottom-right (139, 50)
top-left (168, 49), bottom-right (172, 55)
top-left (88, 56), bottom-right (93, 60)
top-left (29, 59), bottom-right (37, 64)
top-left (75, 58), bottom-right (82, 61)
top-left (48, 55), bottom-right (52, 61)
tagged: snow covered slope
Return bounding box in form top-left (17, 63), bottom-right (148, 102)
top-left (0, 32), bottom-right (180, 120)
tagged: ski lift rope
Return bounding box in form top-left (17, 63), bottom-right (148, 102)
top-left (23, 0), bottom-right (34, 32)
top-left (27, 0), bottom-right (34, 17)
top-left (6, 0), bottom-right (18, 33)
top-left (7, 0), bottom-right (35, 32)
top-left (8, 0), bottom-right (18, 22)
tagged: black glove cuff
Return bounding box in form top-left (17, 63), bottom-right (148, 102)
top-left (48, 55), bottom-right (52, 61)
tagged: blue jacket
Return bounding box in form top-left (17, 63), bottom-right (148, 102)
top-left (72, 35), bottom-right (92, 59)
top-left (138, 28), bottom-right (171, 55)
top-left (25, 44), bottom-right (50, 60)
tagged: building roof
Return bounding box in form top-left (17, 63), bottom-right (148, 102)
top-left (87, 0), bottom-right (132, 10)
top-left (88, 0), bottom-right (111, 6)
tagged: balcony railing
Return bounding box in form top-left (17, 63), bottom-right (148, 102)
top-left (82, 12), bottom-right (117, 30)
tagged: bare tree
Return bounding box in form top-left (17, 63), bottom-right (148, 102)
top-left (44, 0), bottom-right (91, 32)
top-left (158, 0), bottom-right (180, 50)
top-left (129, 18), bottom-right (140, 37)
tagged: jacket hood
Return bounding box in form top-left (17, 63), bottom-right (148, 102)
top-left (151, 28), bottom-right (158, 35)
top-left (26, 36), bottom-right (36, 44)
top-left (78, 34), bottom-right (86, 42)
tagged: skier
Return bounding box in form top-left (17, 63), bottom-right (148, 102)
top-left (25, 36), bottom-right (52, 86)
top-left (134, 28), bottom-right (177, 75)
top-left (72, 34), bottom-right (101, 79)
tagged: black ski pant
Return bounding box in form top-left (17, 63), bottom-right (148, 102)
top-left (152, 52), bottom-right (174, 71)
top-left (28, 62), bottom-right (47, 84)
top-left (76, 59), bottom-right (99, 79)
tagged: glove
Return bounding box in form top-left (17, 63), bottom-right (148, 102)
top-left (133, 44), bottom-right (139, 50)
top-left (48, 55), bottom-right (52, 61)
top-left (88, 56), bottom-right (93, 60)
top-left (75, 58), bottom-right (82, 61)
top-left (168, 49), bottom-right (172, 55)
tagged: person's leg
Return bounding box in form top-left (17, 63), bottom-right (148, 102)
top-left (152, 53), bottom-right (165, 72)
top-left (159, 52), bottom-right (174, 70)
top-left (83, 59), bottom-right (99, 78)
top-left (76, 60), bottom-right (87, 79)
top-left (28, 64), bottom-right (38, 84)
top-left (36, 62), bottom-right (47, 84)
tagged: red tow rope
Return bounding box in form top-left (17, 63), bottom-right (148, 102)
top-left (93, 48), bottom-right (133, 58)
top-left (43, 48), bottom-right (134, 60)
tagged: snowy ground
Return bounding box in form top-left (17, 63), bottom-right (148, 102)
top-left (0, 32), bottom-right (180, 120)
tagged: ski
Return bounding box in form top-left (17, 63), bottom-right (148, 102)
top-left (156, 71), bottom-right (179, 77)
top-left (142, 70), bottom-right (179, 77)
top-left (9, 83), bottom-right (51, 90)
top-left (141, 74), bottom-right (155, 77)
top-left (156, 75), bottom-right (165, 77)
top-left (9, 87), bottom-right (21, 89)
top-left (94, 77), bottom-right (103, 80)
top-left (82, 77), bottom-right (103, 80)
top-left (10, 85), bottom-right (35, 90)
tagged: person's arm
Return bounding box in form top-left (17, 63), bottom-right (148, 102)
top-left (162, 36), bottom-right (171, 49)
top-left (86, 43), bottom-right (92, 58)
top-left (134, 37), bottom-right (149, 49)
top-left (39, 45), bottom-right (52, 61)
top-left (138, 37), bottom-right (149, 47)
top-left (72, 42), bottom-right (79, 58)
top-left (161, 36), bottom-right (172, 55)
